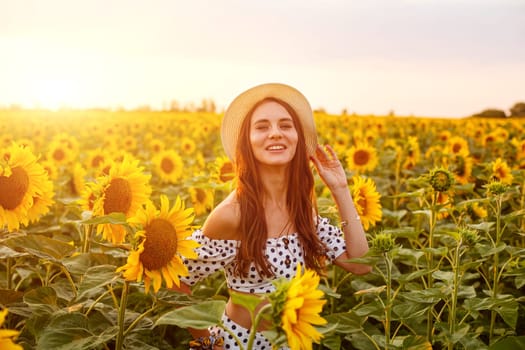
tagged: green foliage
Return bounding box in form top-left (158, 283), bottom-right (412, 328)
top-left (1, 112), bottom-right (525, 349)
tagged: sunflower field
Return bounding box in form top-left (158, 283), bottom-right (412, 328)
top-left (0, 109), bottom-right (524, 350)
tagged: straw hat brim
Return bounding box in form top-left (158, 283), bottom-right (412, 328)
top-left (221, 83), bottom-right (318, 160)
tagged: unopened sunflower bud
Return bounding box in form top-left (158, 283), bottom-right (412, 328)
top-left (371, 232), bottom-right (395, 253)
top-left (485, 181), bottom-right (509, 196)
top-left (429, 168), bottom-right (455, 192)
top-left (459, 227), bottom-right (479, 246)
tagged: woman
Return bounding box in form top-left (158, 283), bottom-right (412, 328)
top-left (178, 83), bottom-right (371, 349)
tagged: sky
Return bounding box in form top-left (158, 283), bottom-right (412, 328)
top-left (1, 0), bottom-right (524, 117)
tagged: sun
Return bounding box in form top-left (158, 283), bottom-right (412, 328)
top-left (33, 79), bottom-right (79, 110)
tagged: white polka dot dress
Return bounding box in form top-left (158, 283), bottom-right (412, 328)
top-left (180, 216), bottom-right (346, 349)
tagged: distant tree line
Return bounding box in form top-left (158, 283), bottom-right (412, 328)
top-left (472, 102), bottom-right (525, 118)
top-left (167, 98), bottom-right (216, 113)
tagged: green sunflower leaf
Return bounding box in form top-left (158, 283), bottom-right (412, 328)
top-left (154, 299), bottom-right (226, 329)
top-left (81, 212), bottom-right (128, 225)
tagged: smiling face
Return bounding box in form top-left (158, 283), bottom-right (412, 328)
top-left (249, 100), bottom-right (299, 166)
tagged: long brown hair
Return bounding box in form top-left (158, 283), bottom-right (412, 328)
top-left (234, 97), bottom-right (327, 277)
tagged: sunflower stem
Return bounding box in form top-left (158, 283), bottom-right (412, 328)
top-left (448, 239), bottom-right (462, 350)
top-left (115, 281), bottom-right (129, 350)
top-left (124, 305), bottom-right (156, 337)
top-left (60, 265), bottom-right (77, 299)
top-left (82, 223), bottom-right (93, 253)
top-left (219, 322), bottom-right (245, 350)
top-left (108, 284), bottom-right (120, 309)
top-left (6, 257), bottom-right (12, 290)
top-left (85, 288), bottom-right (115, 316)
top-left (246, 304), bottom-right (272, 350)
top-left (519, 177), bottom-right (525, 250)
top-left (360, 329), bottom-right (382, 350)
top-left (489, 194), bottom-right (503, 344)
top-left (425, 191), bottom-right (438, 344)
top-left (384, 251), bottom-right (392, 349)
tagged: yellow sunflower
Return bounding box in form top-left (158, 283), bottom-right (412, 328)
top-left (482, 133), bottom-right (497, 148)
top-left (437, 130), bottom-right (451, 142)
top-left (84, 148), bottom-right (110, 175)
top-left (350, 176), bottom-right (382, 231)
top-left (469, 125), bottom-right (485, 146)
top-left (0, 309), bottom-right (23, 350)
top-left (120, 135), bottom-right (138, 153)
top-left (40, 159), bottom-right (59, 180)
top-left (491, 158), bottom-right (513, 184)
top-left (91, 156), bottom-right (152, 244)
top-left (148, 139), bottom-right (165, 155)
top-left (424, 145), bottom-right (444, 167)
top-left (79, 182), bottom-right (97, 212)
top-left (450, 154), bottom-right (473, 185)
top-left (27, 174), bottom-right (54, 224)
top-left (212, 156), bottom-right (235, 183)
top-left (471, 202), bottom-right (488, 219)
top-left (46, 133), bottom-right (79, 166)
top-left (269, 264), bottom-right (327, 350)
top-left (117, 195), bottom-right (199, 293)
top-left (436, 192), bottom-right (453, 220)
top-left (492, 127), bottom-right (509, 142)
top-left (180, 137), bottom-right (196, 155)
top-left (402, 136), bottom-right (421, 170)
top-left (152, 149), bottom-right (184, 184)
top-left (0, 143), bottom-right (50, 231)
top-left (345, 142), bottom-right (379, 173)
top-left (446, 136), bottom-right (470, 156)
top-left (462, 201), bottom-right (488, 220)
top-left (69, 163), bottom-right (87, 197)
top-left (188, 186), bottom-right (214, 216)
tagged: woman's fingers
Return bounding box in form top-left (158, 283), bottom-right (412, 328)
top-left (316, 144), bottom-right (340, 163)
top-left (324, 144), bottom-right (339, 160)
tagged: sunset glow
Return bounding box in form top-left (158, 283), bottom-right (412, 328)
top-left (1, 0), bottom-right (524, 117)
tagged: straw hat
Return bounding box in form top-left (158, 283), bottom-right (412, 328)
top-left (221, 83), bottom-right (318, 160)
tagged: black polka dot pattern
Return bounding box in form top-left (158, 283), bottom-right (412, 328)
top-left (180, 217), bottom-right (346, 293)
top-left (209, 313), bottom-right (290, 349)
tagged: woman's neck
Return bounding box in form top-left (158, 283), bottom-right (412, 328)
top-left (258, 164), bottom-right (289, 207)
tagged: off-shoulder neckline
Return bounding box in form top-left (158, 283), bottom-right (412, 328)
top-left (195, 229), bottom-right (298, 243)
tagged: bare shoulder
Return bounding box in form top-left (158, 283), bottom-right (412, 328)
top-left (201, 191), bottom-right (241, 240)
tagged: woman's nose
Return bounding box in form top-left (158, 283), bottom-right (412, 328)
top-left (269, 130), bottom-right (282, 140)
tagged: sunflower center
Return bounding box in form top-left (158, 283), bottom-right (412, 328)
top-left (195, 188), bottom-right (207, 203)
top-left (53, 148), bottom-right (66, 161)
top-left (140, 218), bottom-right (178, 270)
top-left (452, 143), bottom-right (461, 153)
top-left (161, 157), bottom-right (174, 174)
top-left (219, 162), bottom-right (234, 182)
top-left (0, 167), bottom-right (30, 210)
top-left (496, 167), bottom-right (507, 179)
top-left (357, 197), bottom-right (367, 213)
top-left (103, 178), bottom-right (132, 214)
top-left (92, 155), bottom-right (104, 167)
top-left (353, 150), bottom-right (370, 166)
